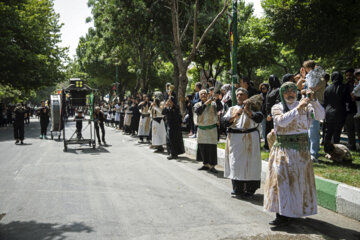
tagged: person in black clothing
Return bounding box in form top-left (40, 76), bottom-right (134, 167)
top-left (259, 82), bottom-right (269, 149)
top-left (131, 98), bottom-right (141, 136)
top-left (25, 105), bottom-right (31, 125)
top-left (38, 100), bottom-right (50, 139)
top-left (75, 110), bottom-right (84, 139)
top-left (264, 75), bottom-right (281, 150)
top-left (323, 71), bottom-right (348, 144)
top-left (162, 96), bottom-right (185, 159)
top-left (13, 103), bottom-right (26, 144)
top-left (185, 94), bottom-right (194, 134)
top-left (344, 68), bottom-right (360, 151)
top-left (239, 76), bottom-right (259, 98)
top-left (94, 106), bottom-right (106, 145)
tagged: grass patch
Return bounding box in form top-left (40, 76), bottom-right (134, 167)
top-left (313, 146), bottom-right (360, 187)
top-left (217, 141), bottom-right (360, 188)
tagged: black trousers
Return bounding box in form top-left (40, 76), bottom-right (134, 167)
top-left (325, 122), bottom-right (343, 144)
top-left (232, 179), bottom-right (260, 194)
top-left (264, 120), bottom-right (273, 149)
top-left (95, 122), bottom-right (105, 142)
top-left (196, 144), bottom-right (217, 166)
top-left (344, 113), bottom-right (360, 149)
top-left (40, 120), bottom-right (48, 135)
top-left (14, 124), bottom-right (24, 140)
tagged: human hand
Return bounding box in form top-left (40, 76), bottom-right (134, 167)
top-left (297, 78), bottom-right (305, 90)
top-left (297, 97), bottom-right (310, 111)
top-left (306, 89), bottom-right (315, 101)
top-left (205, 98), bottom-right (212, 105)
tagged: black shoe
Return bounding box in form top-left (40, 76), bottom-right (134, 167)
top-left (242, 192), bottom-right (254, 199)
top-left (20, 141), bottom-right (23, 145)
top-left (269, 214), bottom-right (290, 227)
top-left (103, 140), bottom-right (106, 144)
top-left (15, 140), bottom-right (19, 144)
top-left (154, 148), bottom-right (164, 153)
top-left (209, 167), bottom-right (218, 173)
top-left (167, 155), bottom-right (178, 160)
top-left (198, 165), bottom-right (210, 171)
top-left (138, 140), bottom-right (144, 144)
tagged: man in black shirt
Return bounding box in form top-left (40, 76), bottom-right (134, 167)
top-left (13, 103), bottom-right (26, 144)
top-left (94, 106), bottom-right (106, 145)
top-left (38, 100), bottom-right (50, 139)
top-left (344, 68), bottom-right (360, 151)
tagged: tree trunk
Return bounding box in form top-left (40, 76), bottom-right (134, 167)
top-left (173, 57), bottom-right (180, 96)
top-left (178, 68), bottom-right (188, 115)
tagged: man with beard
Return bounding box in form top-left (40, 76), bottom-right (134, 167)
top-left (150, 95), bottom-right (166, 153)
top-left (138, 95), bottom-right (151, 143)
top-left (264, 82), bottom-right (325, 226)
top-left (194, 89), bottom-right (223, 173)
top-left (222, 88), bottom-right (263, 198)
top-left (123, 100), bottom-right (133, 134)
top-left (38, 100), bottom-right (50, 139)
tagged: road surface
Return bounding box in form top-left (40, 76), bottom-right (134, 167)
top-left (0, 118), bottom-right (359, 240)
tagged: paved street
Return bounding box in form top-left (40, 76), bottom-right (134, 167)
top-left (0, 118), bottom-right (359, 240)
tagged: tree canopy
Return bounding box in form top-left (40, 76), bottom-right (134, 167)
top-left (0, 0), bottom-right (67, 96)
top-left (2, 0), bottom-right (360, 103)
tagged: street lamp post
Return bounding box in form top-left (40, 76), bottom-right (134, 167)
top-left (231, 0), bottom-right (238, 106)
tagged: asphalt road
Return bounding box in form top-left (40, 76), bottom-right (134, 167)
top-left (0, 118), bottom-right (359, 240)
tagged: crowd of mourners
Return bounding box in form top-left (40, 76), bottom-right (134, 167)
top-left (2, 60), bottom-right (360, 227)
top-left (93, 60), bottom-right (359, 226)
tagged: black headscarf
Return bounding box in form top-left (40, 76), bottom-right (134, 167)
top-left (331, 71), bottom-right (343, 86)
top-left (281, 73), bottom-right (294, 84)
top-left (268, 75), bottom-right (280, 90)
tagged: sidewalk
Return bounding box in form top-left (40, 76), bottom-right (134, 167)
top-left (183, 136), bottom-right (360, 221)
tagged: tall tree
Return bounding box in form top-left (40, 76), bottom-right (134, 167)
top-left (262, 0), bottom-right (360, 64)
top-left (169, 0), bottom-right (228, 112)
top-left (0, 0), bottom-right (66, 92)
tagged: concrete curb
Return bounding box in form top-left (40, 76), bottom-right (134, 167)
top-left (183, 138), bottom-right (360, 221)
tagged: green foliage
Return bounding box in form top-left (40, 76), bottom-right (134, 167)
top-left (0, 0), bottom-right (67, 93)
top-left (262, 0), bottom-right (360, 62)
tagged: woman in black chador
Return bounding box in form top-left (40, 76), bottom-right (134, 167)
top-left (162, 96), bottom-right (184, 159)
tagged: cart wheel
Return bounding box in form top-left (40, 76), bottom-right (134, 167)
top-left (58, 135), bottom-right (61, 140)
top-left (89, 141), bottom-right (91, 146)
top-left (51, 132), bottom-right (53, 140)
top-left (92, 144), bottom-right (95, 149)
top-left (63, 146), bottom-right (67, 152)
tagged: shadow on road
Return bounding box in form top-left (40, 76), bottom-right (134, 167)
top-left (0, 220), bottom-right (94, 240)
top-left (271, 217), bottom-right (360, 240)
top-left (63, 146), bottom-right (110, 154)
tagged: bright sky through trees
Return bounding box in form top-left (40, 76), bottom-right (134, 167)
top-left (53, 0), bottom-right (263, 57)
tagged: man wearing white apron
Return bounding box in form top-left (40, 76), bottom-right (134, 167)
top-left (222, 88), bottom-right (263, 199)
top-left (138, 94), bottom-right (151, 143)
top-left (150, 98), bottom-right (166, 152)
